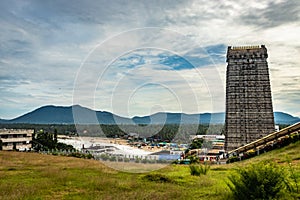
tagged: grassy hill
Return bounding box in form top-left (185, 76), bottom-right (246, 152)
top-left (0, 142), bottom-right (299, 200)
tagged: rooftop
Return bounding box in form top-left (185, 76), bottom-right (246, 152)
top-left (229, 45), bottom-right (265, 51)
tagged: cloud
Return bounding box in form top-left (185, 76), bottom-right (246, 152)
top-left (0, 0), bottom-right (299, 118)
top-left (239, 0), bottom-right (300, 28)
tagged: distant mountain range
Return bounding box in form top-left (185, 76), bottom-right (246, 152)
top-left (0, 105), bottom-right (299, 125)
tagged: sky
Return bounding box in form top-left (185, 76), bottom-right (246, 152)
top-left (0, 0), bottom-right (300, 119)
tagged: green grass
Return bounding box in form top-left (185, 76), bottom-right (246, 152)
top-left (1, 141), bottom-right (300, 200)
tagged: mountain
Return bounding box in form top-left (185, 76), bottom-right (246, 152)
top-left (274, 112), bottom-right (300, 124)
top-left (0, 119), bottom-right (8, 123)
top-left (10, 105), bottom-right (74, 124)
top-left (132, 112), bottom-right (225, 124)
top-left (5, 105), bottom-right (132, 124)
top-left (0, 105), bottom-right (299, 125)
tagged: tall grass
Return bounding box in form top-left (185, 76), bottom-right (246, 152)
top-left (189, 163), bottom-right (210, 176)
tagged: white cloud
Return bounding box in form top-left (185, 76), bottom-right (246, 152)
top-left (0, 0), bottom-right (299, 118)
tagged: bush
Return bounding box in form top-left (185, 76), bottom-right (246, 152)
top-left (67, 152), bottom-right (94, 159)
top-left (189, 163), bottom-right (210, 176)
top-left (109, 156), bottom-right (116, 162)
top-left (85, 153), bottom-right (94, 159)
top-left (226, 156), bottom-right (239, 164)
top-left (186, 155), bottom-right (199, 164)
top-left (285, 159), bottom-right (300, 198)
top-left (100, 154), bottom-right (109, 161)
top-left (142, 174), bottom-right (173, 183)
top-left (227, 161), bottom-right (286, 200)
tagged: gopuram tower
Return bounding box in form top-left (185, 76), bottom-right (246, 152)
top-left (225, 45), bottom-right (275, 151)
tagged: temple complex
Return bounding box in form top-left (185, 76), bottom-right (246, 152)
top-left (225, 45), bottom-right (275, 151)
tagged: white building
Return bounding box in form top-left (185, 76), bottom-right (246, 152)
top-left (0, 129), bottom-right (33, 151)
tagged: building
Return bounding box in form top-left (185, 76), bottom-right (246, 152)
top-left (187, 135), bottom-right (225, 162)
top-left (0, 129), bottom-right (33, 151)
top-left (225, 45), bottom-right (275, 151)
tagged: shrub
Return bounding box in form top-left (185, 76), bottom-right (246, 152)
top-left (285, 158), bottom-right (300, 198)
top-left (67, 152), bottom-right (94, 159)
top-left (142, 174), bottom-right (173, 183)
top-left (100, 154), bottom-right (109, 161)
top-left (109, 156), bottom-right (116, 162)
top-left (189, 163), bottom-right (210, 176)
top-left (227, 161), bottom-right (286, 200)
top-left (149, 159), bottom-right (156, 164)
top-left (226, 156), bottom-right (239, 164)
top-left (189, 165), bottom-right (201, 176)
top-left (85, 153), bottom-right (94, 159)
top-left (186, 155), bottom-right (199, 164)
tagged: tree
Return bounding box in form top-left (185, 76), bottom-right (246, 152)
top-left (32, 129), bottom-right (75, 152)
top-left (189, 138), bottom-right (204, 150)
top-left (54, 129), bottom-right (58, 144)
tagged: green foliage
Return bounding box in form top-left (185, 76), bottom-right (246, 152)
top-left (226, 156), bottom-right (240, 164)
top-left (1, 138), bottom-right (300, 200)
top-left (67, 152), bottom-right (94, 159)
top-left (0, 123), bottom-right (224, 142)
top-left (142, 173), bottom-right (173, 183)
top-left (285, 158), bottom-right (299, 198)
top-left (99, 154), bottom-right (109, 161)
top-left (32, 130), bottom-right (75, 152)
top-left (189, 165), bottom-right (201, 176)
top-left (32, 130), bottom-right (57, 151)
top-left (0, 123), bottom-right (78, 136)
top-left (227, 161), bottom-right (286, 200)
top-left (186, 155), bottom-right (199, 164)
top-left (189, 138), bottom-right (203, 150)
top-left (56, 142), bottom-right (75, 151)
top-left (189, 163), bottom-right (210, 176)
top-left (109, 156), bottom-right (116, 162)
top-left (227, 132), bottom-right (300, 164)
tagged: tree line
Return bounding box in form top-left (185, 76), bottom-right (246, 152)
top-left (0, 123), bottom-right (225, 142)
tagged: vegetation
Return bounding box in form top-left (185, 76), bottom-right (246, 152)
top-left (32, 129), bottom-right (75, 152)
top-left (32, 130), bottom-right (94, 159)
top-left (0, 123), bottom-right (78, 136)
top-left (0, 141), bottom-right (299, 199)
top-left (227, 161), bottom-right (286, 200)
top-left (185, 155), bottom-right (200, 164)
top-left (227, 130), bottom-right (300, 164)
top-left (189, 163), bottom-right (210, 176)
top-left (142, 174), bottom-right (173, 183)
top-left (0, 123), bottom-right (224, 142)
top-left (188, 138), bottom-right (204, 150)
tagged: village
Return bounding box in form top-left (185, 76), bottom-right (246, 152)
top-left (0, 128), bottom-right (226, 164)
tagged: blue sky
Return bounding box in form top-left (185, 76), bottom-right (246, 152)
top-left (0, 0), bottom-right (300, 119)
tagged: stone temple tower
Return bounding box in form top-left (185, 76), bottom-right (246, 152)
top-left (225, 45), bottom-right (275, 151)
